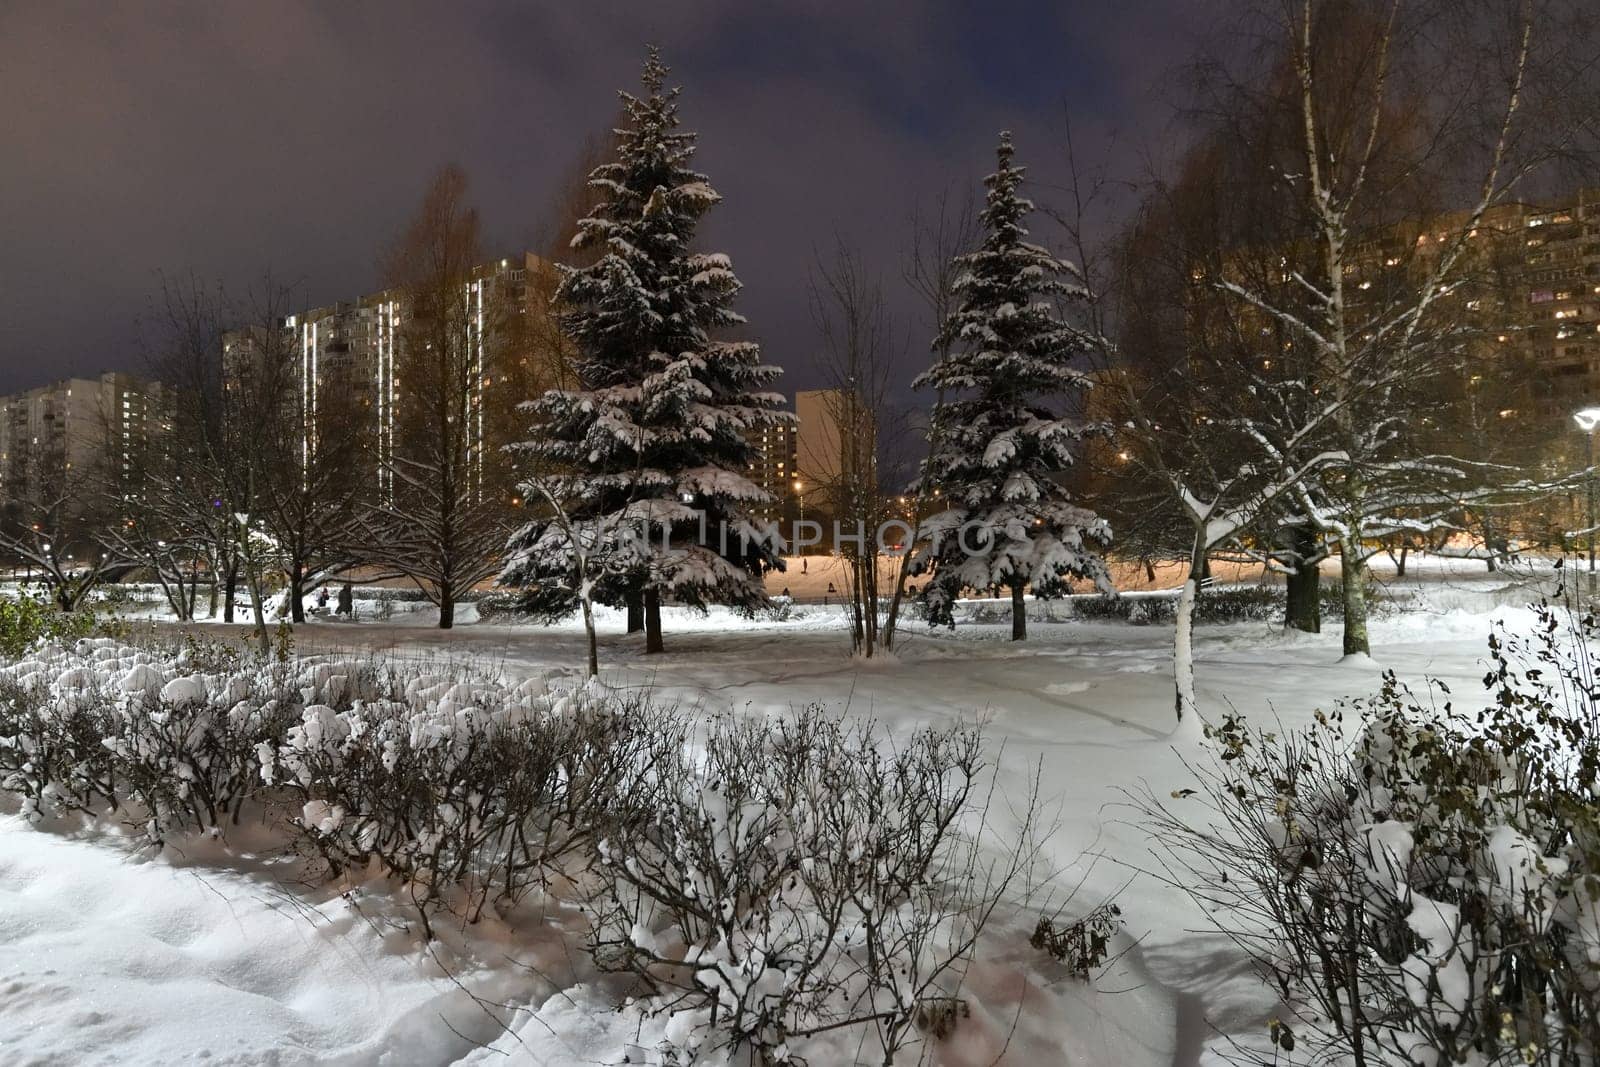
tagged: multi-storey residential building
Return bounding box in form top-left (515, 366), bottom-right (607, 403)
top-left (1191, 187), bottom-right (1600, 545)
top-left (0, 374), bottom-right (170, 547)
top-left (1333, 191), bottom-right (1600, 503)
top-left (1508, 192), bottom-right (1600, 415)
top-left (741, 416), bottom-right (797, 527)
top-left (222, 253), bottom-right (543, 498)
top-left (0, 372), bottom-right (170, 512)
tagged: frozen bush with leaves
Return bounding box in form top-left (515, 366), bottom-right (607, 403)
top-left (1142, 591), bottom-right (1600, 1064)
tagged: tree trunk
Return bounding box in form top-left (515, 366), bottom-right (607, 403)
top-left (644, 588), bottom-right (664, 654)
top-left (1396, 544), bottom-right (1408, 578)
top-left (156, 571), bottom-right (183, 622)
top-left (223, 564), bottom-right (237, 624)
top-left (1011, 582), bottom-right (1026, 641)
top-left (1340, 541), bottom-right (1369, 658)
top-left (1172, 528), bottom-right (1208, 739)
top-left (1482, 512), bottom-right (1498, 573)
top-left (246, 570), bottom-right (268, 656)
top-left (581, 595), bottom-right (599, 677)
top-left (860, 552), bottom-right (878, 654)
top-left (1284, 524), bottom-right (1321, 634)
top-left (289, 566), bottom-right (306, 623)
top-left (438, 587), bottom-right (455, 629)
top-left (850, 554), bottom-right (870, 656)
top-left (626, 591), bottom-right (644, 633)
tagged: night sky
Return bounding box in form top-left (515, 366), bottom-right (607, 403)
top-left (1, 1), bottom-right (1217, 395)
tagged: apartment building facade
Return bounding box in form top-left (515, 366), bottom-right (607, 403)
top-left (741, 415), bottom-right (797, 527)
top-left (1337, 190), bottom-right (1600, 483)
top-left (0, 372), bottom-right (170, 512)
top-left (221, 252), bottom-right (545, 499)
top-left (0, 374), bottom-right (170, 502)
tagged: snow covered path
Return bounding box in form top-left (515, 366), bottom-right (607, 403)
top-left (0, 585), bottom-right (1534, 1065)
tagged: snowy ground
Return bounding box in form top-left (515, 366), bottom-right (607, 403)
top-left (0, 555), bottom-right (1566, 1065)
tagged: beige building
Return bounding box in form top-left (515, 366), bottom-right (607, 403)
top-left (0, 372), bottom-right (170, 511)
top-left (794, 388), bottom-right (877, 524)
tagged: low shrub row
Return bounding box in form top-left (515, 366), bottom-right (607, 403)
top-left (1068, 585), bottom-right (1286, 625)
top-left (0, 634), bottom-right (1100, 1064)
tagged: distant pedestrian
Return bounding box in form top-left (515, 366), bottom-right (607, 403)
top-left (802, 558), bottom-right (808, 575)
top-left (317, 587), bottom-right (329, 611)
top-left (337, 582), bottom-right (353, 616)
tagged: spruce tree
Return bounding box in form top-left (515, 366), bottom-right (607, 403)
top-left (911, 132), bottom-right (1111, 640)
top-left (502, 48), bottom-right (789, 654)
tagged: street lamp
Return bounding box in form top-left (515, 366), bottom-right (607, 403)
top-left (1573, 407), bottom-right (1600, 572)
top-left (792, 479), bottom-right (804, 530)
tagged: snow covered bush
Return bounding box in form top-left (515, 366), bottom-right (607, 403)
top-left (0, 662), bottom-right (119, 820)
top-left (1070, 587), bottom-right (1290, 626)
top-left (0, 632), bottom-right (673, 935)
top-left (271, 672), bottom-right (661, 934)
top-left (586, 708), bottom-right (1037, 1065)
top-left (1144, 596), bottom-right (1600, 1064)
top-left (0, 636), bottom-right (315, 837)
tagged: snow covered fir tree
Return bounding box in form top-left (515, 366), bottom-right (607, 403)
top-left (500, 48), bottom-right (791, 655)
top-left (910, 132), bottom-right (1111, 641)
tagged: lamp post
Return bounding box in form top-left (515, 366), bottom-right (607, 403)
top-left (792, 479), bottom-right (804, 531)
top-left (1573, 407), bottom-right (1600, 574)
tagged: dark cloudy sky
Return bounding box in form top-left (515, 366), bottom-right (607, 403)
top-left (0, 1), bottom-right (1218, 395)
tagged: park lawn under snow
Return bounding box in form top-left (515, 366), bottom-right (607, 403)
top-left (0, 561), bottom-right (1553, 1065)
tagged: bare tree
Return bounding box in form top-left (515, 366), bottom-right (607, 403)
top-left (206, 276), bottom-right (367, 646)
top-left (807, 242), bottom-right (901, 657)
top-left (374, 166), bottom-right (517, 629)
top-left (502, 447), bottom-right (647, 679)
top-left (113, 274), bottom-right (248, 622)
top-left (879, 187), bottom-right (979, 652)
top-left (1197, 0), bottom-right (1596, 657)
top-left (1058, 0), bottom-right (1598, 732)
top-left (0, 463), bottom-right (128, 612)
top-left (1059, 119), bottom-right (1352, 733)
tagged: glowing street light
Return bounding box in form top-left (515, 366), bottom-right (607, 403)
top-left (1573, 407), bottom-right (1600, 573)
